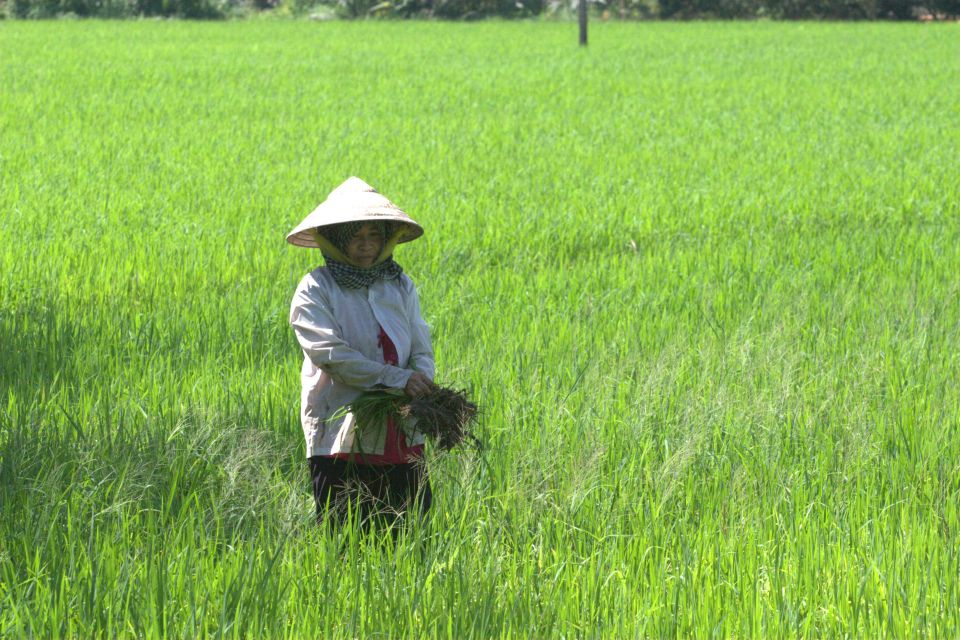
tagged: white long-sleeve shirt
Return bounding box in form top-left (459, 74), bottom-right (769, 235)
top-left (290, 267), bottom-right (435, 458)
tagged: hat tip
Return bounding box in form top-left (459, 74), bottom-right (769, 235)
top-left (335, 176), bottom-right (376, 195)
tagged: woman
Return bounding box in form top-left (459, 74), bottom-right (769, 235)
top-left (287, 177), bottom-right (435, 525)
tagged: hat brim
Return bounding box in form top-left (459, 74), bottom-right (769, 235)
top-left (286, 179), bottom-right (424, 249)
top-left (286, 215), bottom-right (423, 249)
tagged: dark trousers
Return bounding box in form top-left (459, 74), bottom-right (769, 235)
top-left (308, 456), bottom-right (432, 526)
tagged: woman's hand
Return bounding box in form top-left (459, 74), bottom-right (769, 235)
top-left (404, 372), bottom-right (434, 398)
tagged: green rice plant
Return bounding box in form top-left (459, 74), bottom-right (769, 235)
top-left (0, 20), bottom-right (958, 639)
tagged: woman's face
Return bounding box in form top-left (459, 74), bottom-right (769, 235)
top-left (345, 223), bottom-right (385, 267)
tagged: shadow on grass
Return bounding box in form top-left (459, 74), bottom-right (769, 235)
top-left (0, 298), bottom-right (82, 405)
top-left (1, 327), bottom-right (306, 545)
top-left (1, 406), bottom-right (312, 545)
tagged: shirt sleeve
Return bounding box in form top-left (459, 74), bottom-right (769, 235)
top-left (290, 277), bottom-right (413, 391)
top-left (404, 277), bottom-right (436, 381)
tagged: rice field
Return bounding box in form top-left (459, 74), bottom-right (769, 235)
top-left (1, 19), bottom-right (959, 637)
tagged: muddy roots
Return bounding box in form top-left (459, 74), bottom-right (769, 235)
top-left (399, 387), bottom-right (479, 451)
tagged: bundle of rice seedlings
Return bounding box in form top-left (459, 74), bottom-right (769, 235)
top-left (398, 387), bottom-right (479, 451)
top-left (347, 386), bottom-right (480, 451)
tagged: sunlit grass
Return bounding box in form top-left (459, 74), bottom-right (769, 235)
top-left (1, 20), bottom-right (959, 637)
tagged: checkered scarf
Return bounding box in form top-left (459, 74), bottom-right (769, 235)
top-left (319, 221), bottom-right (404, 289)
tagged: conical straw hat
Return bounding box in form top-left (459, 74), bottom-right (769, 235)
top-left (286, 177), bottom-right (423, 251)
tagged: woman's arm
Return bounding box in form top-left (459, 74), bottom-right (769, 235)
top-left (290, 281), bottom-right (413, 391)
top-left (404, 278), bottom-right (435, 381)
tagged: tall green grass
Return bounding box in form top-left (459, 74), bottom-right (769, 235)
top-left (2, 20), bottom-right (959, 637)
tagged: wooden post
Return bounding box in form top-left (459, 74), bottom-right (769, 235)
top-left (578, 0), bottom-right (587, 46)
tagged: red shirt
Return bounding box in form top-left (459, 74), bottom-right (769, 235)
top-left (331, 325), bottom-right (424, 465)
